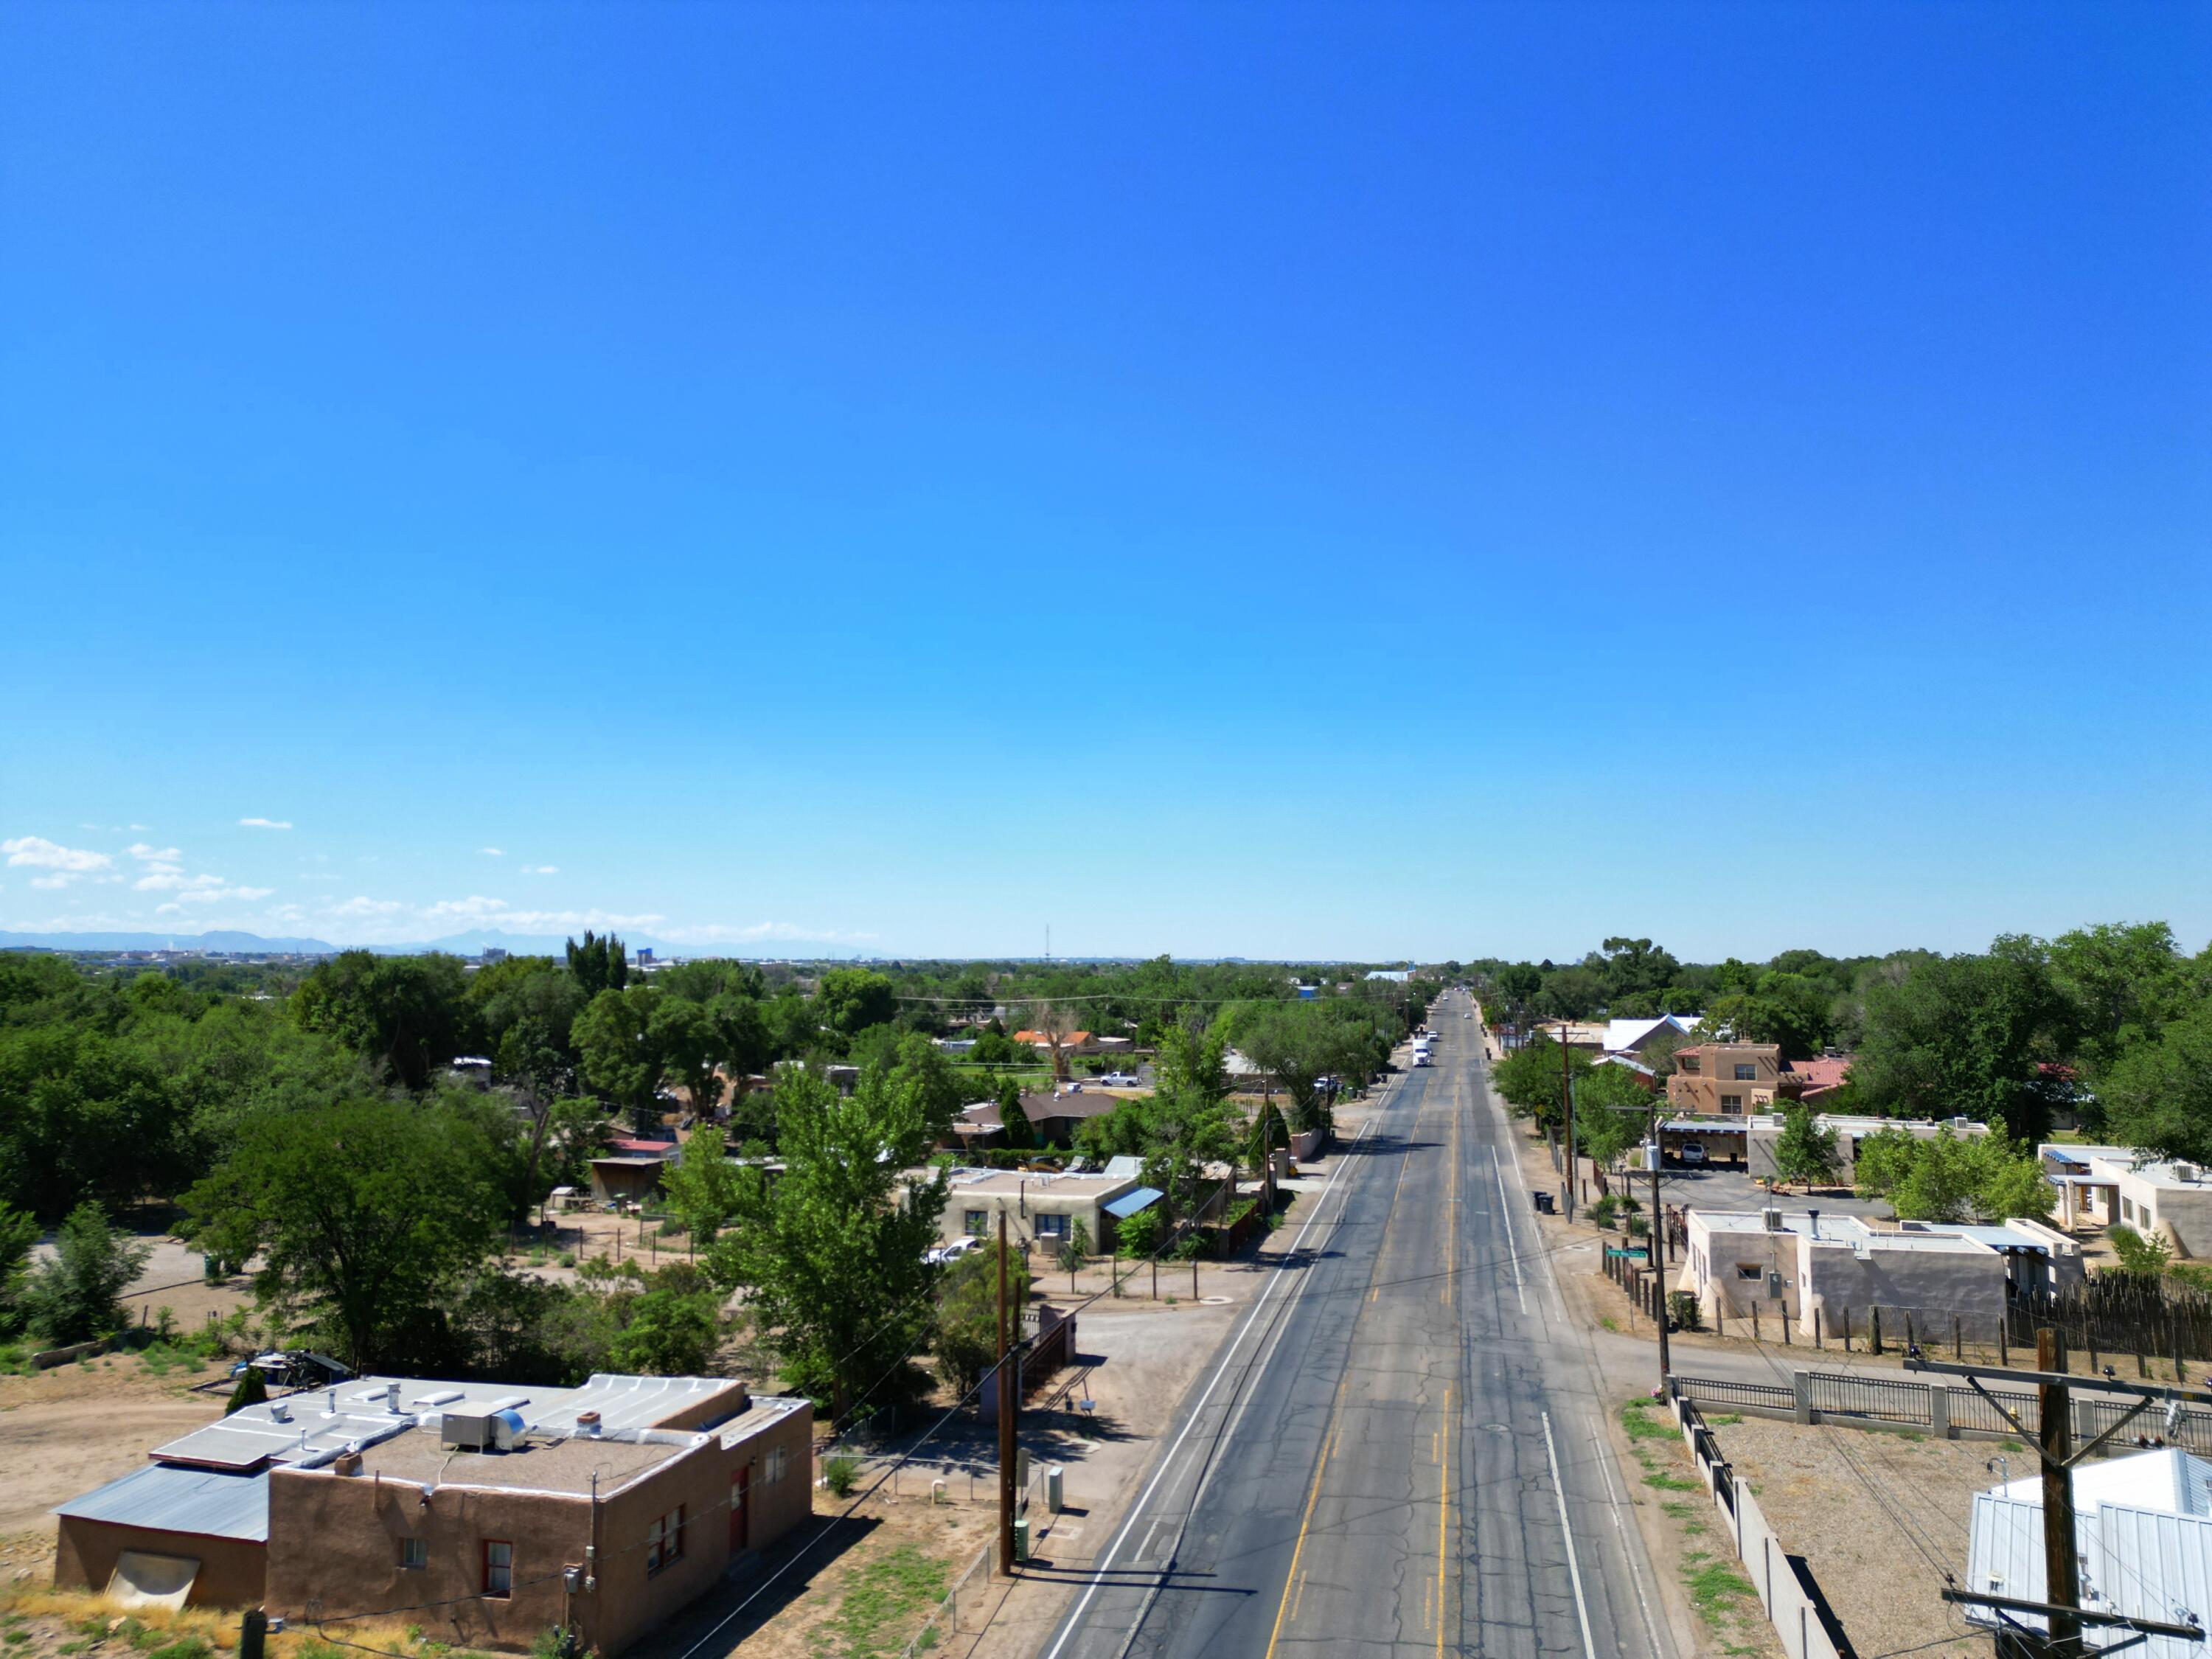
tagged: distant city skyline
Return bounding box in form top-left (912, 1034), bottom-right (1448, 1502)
top-left (4, 4), bottom-right (2205, 962)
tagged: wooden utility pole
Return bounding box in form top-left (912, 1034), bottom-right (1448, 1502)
top-left (997, 1211), bottom-right (1017, 1576)
top-left (1650, 1127), bottom-right (1670, 1386)
top-left (1559, 1035), bottom-right (1576, 1222)
top-left (2037, 1329), bottom-right (2081, 1653)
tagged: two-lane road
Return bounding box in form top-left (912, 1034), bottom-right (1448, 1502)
top-left (1039, 992), bottom-right (1675, 1659)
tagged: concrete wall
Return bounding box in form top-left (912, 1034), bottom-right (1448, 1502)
top-left (55, 1521), bottom-right (266, 1609)
top-left (1688, 1227), bottom-right (1798, 1321)
top-left (1801, 1239), bottom-right (2007, 1339)
top-left (939, 1186), bottom-right (1130, 1251)
top-left (2123, 1176), bottom-right (2212, 1259)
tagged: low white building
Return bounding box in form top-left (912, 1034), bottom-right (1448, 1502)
top-left (1745, 1113), bottom-right (1989, 1185)
top-left (1966, 1447), bottom-right (2212, 1655)
top-left (1680, 1208), bottom-right (2083, 1340)
top-left (2042, 1146), bottom-right (2212, 1257)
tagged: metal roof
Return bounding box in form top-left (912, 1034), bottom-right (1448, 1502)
top-left (533, 1374), bottom-right (742, 1436)
top-left (55, 1463), bottom-right (269, 1543)
top-left (1967, 1450), bottom-right (2212, 1655)
top-left (1104, 1186), bottom-right (1164, 1219)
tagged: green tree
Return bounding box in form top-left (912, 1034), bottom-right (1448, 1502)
top-left (660, 1127), bottom-right (745, 1242)
top-left (608, 1273), bottom-right (724, 1375)
top-left (2048, 921), bottom-right (2191, 1074)
top-left (931, 1239), bottom-right (1029, 1393)
top-left (292, 950), bottom-right (470, 1092)
top-left (2094, 1002), bottom-right (2212, 1164)
top-left (1492, 1036), bottom-right (1590, 1129)
top-left (19, 1203), bottom-right (151, 1344)
top-left (226, 1362), bottom-right (270, 1413)
top-left (565, 931), bottom-right (629, 998)
top-left (0, 1201), bottom-right (36, 1336)
top-left (185, 1102), bottom-right (499, 1368)
top-left (815, 969), bottom-right (899, 1040)
top-left (1572, 1063), bottom-right (1652, 1168)
top-left (1851, 941), bottom-right (2073, 1139)
top-left (1852, 1127), bottom-right (2053, 1223)
top-left (573, 984), bottom-right (676, 1133)
top-left (995, 1077), bottom-right (1038, 1151)
top-left (706, 1066), bottom-right (947, 1418)
top-left (1770, 1104), bottom-right (1840, 1191)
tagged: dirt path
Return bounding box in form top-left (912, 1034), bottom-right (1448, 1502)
top-left (0, 1353), bottom-right (233, 1545)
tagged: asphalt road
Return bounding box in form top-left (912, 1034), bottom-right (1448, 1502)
top-left (1036, 989), bottom-right (1677, 1659)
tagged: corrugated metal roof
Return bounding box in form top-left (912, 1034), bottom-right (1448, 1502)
top-left (1104, 1186), bottom-right (1163, 1219)
top-left (55, 1464), bottom-right (268, 1543)
top-left (1967, 1451), bottom-right (2212, 1653)
top-left (534, 1374), bottom-right (742, 1436)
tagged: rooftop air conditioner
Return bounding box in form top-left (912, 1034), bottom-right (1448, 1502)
top-left (440, 1409), bottom-right (526, 1453)
top-left (1761, 1208), bottom-right (1784, 1232)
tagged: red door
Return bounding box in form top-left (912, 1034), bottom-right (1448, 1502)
top-left (729, 1467), bottom-right (750, 1551)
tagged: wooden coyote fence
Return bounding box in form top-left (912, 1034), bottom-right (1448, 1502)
top-left (2008, 1272), bottom-right (2212, 1363)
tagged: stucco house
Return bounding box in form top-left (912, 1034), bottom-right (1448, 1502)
top-left (2042, 1146), bottom-right (2212, 1256)
top-left (53, 1374), bottom-right (811, 1655)
top-left (1679, 1207), bottom-right (2082, 1340)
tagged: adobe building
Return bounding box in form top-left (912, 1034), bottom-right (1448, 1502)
top-left (54, 1373), bottom-right (811, 1655)
top-left (1666, 1041), bottom-right (1784, 1116)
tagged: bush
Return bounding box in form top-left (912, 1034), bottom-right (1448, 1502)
top-left (823, 1452), bottom-right (860, 1498)
top-left (1588, 1195), bottom-right (1621, 1231)
top-left (2110, 1224), bottom-right (2174, 1276)
top-left (21, 1204), bottom-right (151, 1344)
top-left (1667, 1292), bottom-right (1704, 1332)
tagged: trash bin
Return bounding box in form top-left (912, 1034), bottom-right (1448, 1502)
top-left (1012, 1517), bottom-right (1032, 1564)
top-left (1531, 1190), bottom-right (1556, 1214)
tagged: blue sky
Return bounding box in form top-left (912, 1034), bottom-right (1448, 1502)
top-left (3, 2), bottom-right (2206, 961)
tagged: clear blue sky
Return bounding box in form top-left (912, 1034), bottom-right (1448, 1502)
top-left (3, 3), bottom-right (2206, 961)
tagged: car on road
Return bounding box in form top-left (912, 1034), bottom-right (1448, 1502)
top-left (1099, 1071), bottom-right (1142, 1088)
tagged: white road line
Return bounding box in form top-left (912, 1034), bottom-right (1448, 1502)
top-left (1039, 1096), bottom-right (1384, 1659)
top-left (1542, 1410), bottom-right (1599, 1659)
top-left (1490, 1148), bottom-right (1527, 1313)
top-left (1587, 1416), bottom-right (1666, 1657)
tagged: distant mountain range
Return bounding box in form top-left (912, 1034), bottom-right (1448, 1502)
top-left (0, 926), bottom-right (888, 961)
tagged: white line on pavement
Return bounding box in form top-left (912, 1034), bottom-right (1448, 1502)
top-left (1039, 1091), bottom-right (1386, 1659)
top-left (1543, 1409), bottom-right (1599, 1659)
top-left (1586, 1414), bottom-right (1667, 1657)
top-left (1490, 1147), bottom-right (1527, 1314)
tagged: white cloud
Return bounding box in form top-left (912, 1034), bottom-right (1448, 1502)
top-left (522, 865), bottom-right (559, 875)
top-left (3, 836), bottom-right (115, 877)
top-left (237, 818), bottom-right (293, 830)
top-left (127, 843), bottom-right (184, 863)
top-left (31, 874), bottom-right (72, 890)
top-left (479, 847), bottom-right (506, 858)
top-left (328, 896), bottom-right (407, 917)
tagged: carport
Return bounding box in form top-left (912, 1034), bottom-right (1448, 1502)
top-left (1659, 1119), bottom-right (1747, 1168)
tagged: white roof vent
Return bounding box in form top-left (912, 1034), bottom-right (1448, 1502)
top-left (1761, 1208), bottom-right (1785, 1232)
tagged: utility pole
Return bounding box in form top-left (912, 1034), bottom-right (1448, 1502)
top-left (1903, 1338), bottom-right (2212, 1652)
top-left (2037, 1329), bottom-right (2081, 1655)
top-left (1649, 1124), bottom-right (1669, 1386)
top-left (997, 1211), bottom-right (1017, 1576)
top-left (1559, 1034), bottom-right (1576, 1222)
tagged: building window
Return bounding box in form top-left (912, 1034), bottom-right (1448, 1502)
top-left (1736, 1265), bottom-right (1762, 1281)
top-left (481, 1540), bottom-right (512, 1599)
top-left (1720, 1095), bottom-right (1743, 1114)
top-left (763, 1443), bottom-right (789, 1484)
top-left (1037, 1214), bottom-right (1068, 1238)
top-left (400, 1537), bottom-right (427, 1571)
top-left (646, 1506), bottom-right (686, 1576)
top-left (1733, 1064), bottom-right (1758, 1082)
top-left (1679, 1056), bottom-right (1700, 1074)
top-left (964, 1209), bottom-right (989, 1237)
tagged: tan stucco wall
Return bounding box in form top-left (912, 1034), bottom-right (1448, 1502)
top-left (2124, 1180), bottom-right (2212, 1259)
top-left (939, 1189), bottom-right (1126, 1250)
top-left (1801, 1241), bottom-right (2008, 1339)
top-left (55, 1521), bottom-right (267, 1609)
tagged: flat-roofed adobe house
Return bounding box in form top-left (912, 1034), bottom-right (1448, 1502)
top-left (53, 1374), bottom-right (812, 1656)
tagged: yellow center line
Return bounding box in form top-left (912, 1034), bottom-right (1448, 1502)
top-left (1262, 1368), bottom-right (1354, 1657)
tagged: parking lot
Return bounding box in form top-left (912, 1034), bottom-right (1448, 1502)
top-left (1647, 1160), bottom-right (1896, 1221)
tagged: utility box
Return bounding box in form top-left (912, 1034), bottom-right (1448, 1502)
top-left (1012, 1518), bottom-right (1031, 1564)
top-left (1045, 1466), bottom-right (1064, 1514)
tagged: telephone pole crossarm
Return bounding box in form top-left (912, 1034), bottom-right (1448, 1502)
top-left (1940, 1588), bottom-right (2205, 1642)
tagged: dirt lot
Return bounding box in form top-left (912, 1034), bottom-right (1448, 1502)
top-left (0, 1346), bottom-right (240, 1585)
top-left (1711, 1415), bottom-right (1996, 1659)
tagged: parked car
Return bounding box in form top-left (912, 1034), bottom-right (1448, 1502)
top-left (925, 1237), bottom-right (984, 1267)
top-left (1676, 1142), bottom-right (1708, 1166)
top-left (1099, 1072), bottom-right (1142, 1088)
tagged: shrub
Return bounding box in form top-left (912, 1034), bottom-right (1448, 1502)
top-left (1588, 1195), bottom-right (1621, 1230)
top-left (2110, 1224), bottom-right (2174, 1276)
top-left (1667, 1292), bottom-right (1704, 1332)
top-left (823, 1452), bottom-right (860, 1498)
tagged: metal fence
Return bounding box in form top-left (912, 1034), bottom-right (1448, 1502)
top-left (1674, 1374), bottom-right (1795, 1414)
top-left (1804, 1371), bottom-right (1936, 1425)
top-left (1947, 1384), bottom-right (2039, 1437)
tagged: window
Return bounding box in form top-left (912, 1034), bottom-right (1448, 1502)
top-left (1736, 1265), bottom-right (1763, 1281)
top-left (964, 1209), bottom-right (989, 1237)
top-left (763, 1443), bottom-right (789, 1484)
top-left (1733, 1064), bottom-right (1758, 1082)
top-left (1679, 1056), bottom-right (1700, 1074)
top-left (1037, 1214), bottom-right (1068, 1238)
top-left (1719, 1094), bottom-right (1744, 1114)
top-left (645, 1506), bottom-right (686, 1576)
top-left (400, 1537), bottom-right (427, 1571)
top-left (481, 1540), bottom-right (512, 1598)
